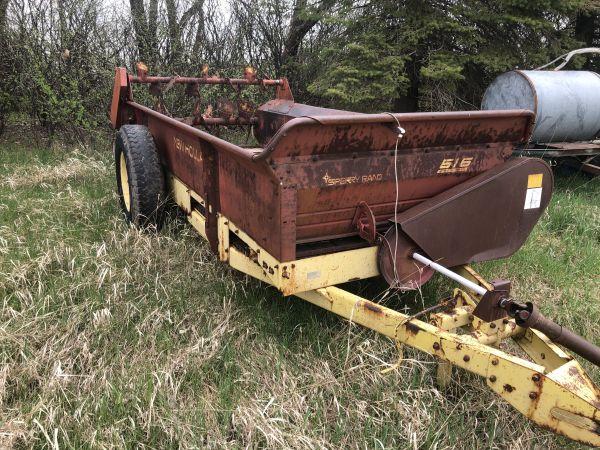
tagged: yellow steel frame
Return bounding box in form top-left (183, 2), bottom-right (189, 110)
top-left (169, 174), bottom-right (600, 446)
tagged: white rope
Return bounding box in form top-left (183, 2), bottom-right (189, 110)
top-left (383, 113), bottom-right (405, 287)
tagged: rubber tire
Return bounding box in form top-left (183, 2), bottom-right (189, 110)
top-left (114, 125), bottom-right (166, 228)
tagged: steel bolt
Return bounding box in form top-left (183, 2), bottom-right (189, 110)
top-left (463, 355), bottom-right (470, 362)
top-left (492, 358), bottom-right (499, 366)
top-left (489, 375), bottom-right (497, 382)
top-left (433, 342), bottom-right (440, 350)
top-left (532, 374), bottom-right (541, 382)
top-left (529, 392), bottom-right (538, 400)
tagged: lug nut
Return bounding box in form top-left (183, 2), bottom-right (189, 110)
top-left (490, 323), bottom-right (496, 329)
top-left (433, 342), bottom-right (440, 350)
top-left (492, 358), bottom-right (499, 366)
top-left (489, 375), bottom-right (497, 382)
top-left (532, 374), bottom-right (541, 382)
top-left (529, 392), bottom-right (538, 400)
top-left (463, 355), bottom-right (470, 362)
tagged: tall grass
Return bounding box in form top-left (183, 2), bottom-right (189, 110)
top-left (0, 127), bottom-right (598, 448)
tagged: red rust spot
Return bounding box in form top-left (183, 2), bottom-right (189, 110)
top-left (405, 322), bottom-right (421, 336)
top-left (363, 302), bottom-right (383, 315)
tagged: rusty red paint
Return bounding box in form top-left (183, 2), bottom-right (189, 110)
top-left (352, 202), bottom-right (377, 244)
top-left (110, 67), bottom-right (130, 128)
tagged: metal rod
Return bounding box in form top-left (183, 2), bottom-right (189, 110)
top-left (412, 252), bottom-right (487, 296)
top-left (127, 101), bottom-right (259, 161)
top-left (130, 75), bottom-right (282, 86)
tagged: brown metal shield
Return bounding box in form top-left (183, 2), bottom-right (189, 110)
top-left (391, 157), bottom-right (553, 269)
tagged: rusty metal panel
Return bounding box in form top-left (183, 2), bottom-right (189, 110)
top-left (279, 186), bottom-right (298, 261)
top-left (218, 153), bottom-right (283, 258)
top-left (202, 146), bottom-right (220, 253)
top-left (274, 144), bottom-right (512, 246)
top-left (147, 116), bottom-right (206, 196)
top-left (257, 109), bottom-right (534, 159)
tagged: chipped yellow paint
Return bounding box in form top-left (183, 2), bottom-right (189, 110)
top-left (228, 246), bottom-right (272, 284)
top-left (188, 210), bottom-right (207, 239)
top-left (515, 328), bottom-right (572, 371)
top-left (169, 174), bottom-right (191, 213)
top-left (217, 215), bottom-right (229, 262)
top-left (225, 216), bottom-right (379, 295)
top-left (168, 175), bottom-right (380, 294)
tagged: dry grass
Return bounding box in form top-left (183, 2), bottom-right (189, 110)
top-left (0, 129), bottom-right (598, 449)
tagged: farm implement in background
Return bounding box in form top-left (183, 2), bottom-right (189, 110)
top-left (110, 64), bottom-right (600, 446)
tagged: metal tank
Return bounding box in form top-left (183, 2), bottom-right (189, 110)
top-left (481, 70), bottom-right (600, 143)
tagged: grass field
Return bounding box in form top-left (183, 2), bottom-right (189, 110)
top-left (0, 125), bottom-right (598, 449)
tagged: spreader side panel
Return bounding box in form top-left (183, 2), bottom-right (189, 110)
top-left (283, 145), bottom-right (513, 243)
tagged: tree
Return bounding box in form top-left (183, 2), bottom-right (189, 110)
top-left (307, 0), bottom-right (587, 112)
top-left (129, 0), bottom-right (152, 65)
top-left (574, 3), bottom-right (600, 69)
top-left (1, 0), bottom-right (597, 133)
top-left (282, 0), bottom-right (336, 70)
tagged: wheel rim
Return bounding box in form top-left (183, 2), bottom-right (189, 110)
top-left (120, 152), bottom-right (131, 212)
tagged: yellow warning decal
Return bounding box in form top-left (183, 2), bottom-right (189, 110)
top-left (527, 173), bottom-right (543, 188)
top-left (524, 173), bottom-right (543, 210)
